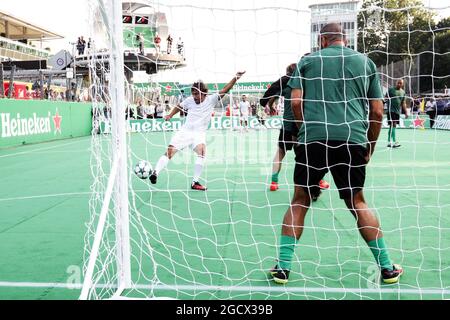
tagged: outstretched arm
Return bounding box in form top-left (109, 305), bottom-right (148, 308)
top-left (260, 76), bottom-right (289, 107)
top-left (165, 104), bottom-right (182, 120)
top-left (219, 71), bottom-right (246, 99)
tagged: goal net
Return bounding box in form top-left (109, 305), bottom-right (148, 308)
top-left (81, 0), bottom-right (450, 300)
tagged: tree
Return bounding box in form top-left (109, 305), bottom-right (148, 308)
top-left (357, 0), bottom-right (436, 66)
top-left (418, 20), bottom-right (450, 92)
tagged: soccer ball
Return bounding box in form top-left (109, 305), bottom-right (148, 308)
top-left (134, 160), bottom-right (152, 179)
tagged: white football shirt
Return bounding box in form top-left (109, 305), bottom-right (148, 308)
top-left (181, 93), bottom-right (220, 132)
top-left (240, 101), bottom-right (250, 114)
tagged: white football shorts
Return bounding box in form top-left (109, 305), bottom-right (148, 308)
top-left (240, 112), bottom-right (249, 121)
top-left (169, 129), bottom-right (206, 151)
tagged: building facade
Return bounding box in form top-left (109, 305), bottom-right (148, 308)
top-left (310, 1), bottom-right (359, 52)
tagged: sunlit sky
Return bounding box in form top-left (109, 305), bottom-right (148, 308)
top-left (1, 0), bottom-right (449, 82)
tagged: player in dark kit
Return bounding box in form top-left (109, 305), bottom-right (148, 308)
top-left (261, 62), bottom-right (330, 198)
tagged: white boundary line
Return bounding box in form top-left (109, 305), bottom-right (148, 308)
top-left (3, 188), bottom-right (450, 203)
top-left (1, 282), bottom-right (449, 295)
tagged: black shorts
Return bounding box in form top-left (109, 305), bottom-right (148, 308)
top-left (278, 126), bottom-right (299, 152)
top-left (294, 141), bottom-right (368, 199)
top-left (387, 112), bottom-right (400, 125)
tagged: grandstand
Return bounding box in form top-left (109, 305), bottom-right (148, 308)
top-left (75, 0), bottom-right (186, 80)
top-left (0, 10), bottom-right (62, 62)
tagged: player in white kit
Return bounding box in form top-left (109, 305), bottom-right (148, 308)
top-left (239, 95), bottom-right (251, 131)
top-left (150, 71), bottom-right (246, 191)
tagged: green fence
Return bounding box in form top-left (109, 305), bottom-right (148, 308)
top-left (0, 100), bottom-right (92, 148)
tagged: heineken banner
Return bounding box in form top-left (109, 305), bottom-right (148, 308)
top-left (100, 114), bottom-right (431, 134)
top-left (134, 82), bottom-right (273, 96)
top-left (100, 116), bottom-right (282, 133)
top-left (434, 115), bottom-right (450, 130)
top-left (382, 114), bottom-right (431, 129)
top-left (0, 100), bottom-right (92, 148)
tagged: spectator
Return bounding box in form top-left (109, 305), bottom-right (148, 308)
top-left (136, 99), bottom-right (146, 119)
top-left (77, 36), bottom-right (86, 55)
top-left (256, 103), bottom-right (267, 127)
top-left (425, 98), bottom-right (437, 128)
top-left (155, 101), bottom-right (164, 118)
top-left (164, 100), bottom-right (171, 113)
top-left (225, 104), bottom-right (231, 117)
top-left (25, 86), bottom-right (32, 99)
top-left (425, 97), bottom-right (437, 111)
top-left (251, 103), bottom-right (257, 116)
top-left (136, 33), bottom-right (145, 55)
top-left (147, 103), bottom-right (156, 119)
top-left (125, 105), bottom-right (135, 119)
top-left (87, 38), bottom-right (93, 53)
top-left (232, 101), bottom-right (240, 117)
top-left (411, 96), bottom-right (421, 113)
top-left (103, 105), bottom-right (111, 119)
top-left (154, 33), bottom-right (161, 53)
top-left (76, 37), bottom-right (82, 55)
top-left (177, 37), bottom-right (184, 56)
top-left (167, 34), bottom-right (173, 54)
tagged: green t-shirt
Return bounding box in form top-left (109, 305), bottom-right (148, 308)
top-left (288, 45), bottom-right (383, 145)
top-left (387, 87), bottom-right (405, 115)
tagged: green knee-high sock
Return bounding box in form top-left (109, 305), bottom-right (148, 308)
top-left (272, 172), bottom-right (280, 183)
top-left (367, 238), bottom-right (393, 270)
top-left (388, 127), bottom-right (392, 142)
top-left (392, 127), bottom-right (397, 143)
top-left (278, 235), bottom-right (298, 270)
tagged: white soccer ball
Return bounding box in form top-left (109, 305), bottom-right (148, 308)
top-left (134, 160), bottom-right (152, 179)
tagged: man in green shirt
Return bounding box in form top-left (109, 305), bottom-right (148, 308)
top-left (386, 79), bottom-right (408, 148)
top-left (271, 23), bottom-right (403, 285)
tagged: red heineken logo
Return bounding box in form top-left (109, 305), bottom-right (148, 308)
top-left (53, 109), bottom-right (62, 134)
top-left (413, 116), bottom-right (425, 129)
top-left (165, 85), bottom-right (172, 93)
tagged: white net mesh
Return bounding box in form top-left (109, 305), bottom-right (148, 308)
top-left (83, 0), bottom-right (450, 300)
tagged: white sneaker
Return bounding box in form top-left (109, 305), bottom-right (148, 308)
top-left (387, 142), bottom-right (393, 148)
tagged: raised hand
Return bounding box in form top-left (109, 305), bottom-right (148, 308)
top-left (235, 71), bottom-right (246, 80)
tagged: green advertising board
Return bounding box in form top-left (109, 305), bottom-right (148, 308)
top-left (382, 114), bottom-right (430, 129)
top-left (100, 116), bottom-right (283, 133)
top-left (0, 100), bottom-right (92, 148)
top-left (434, 115), bottom-right (450, 130)
top-left (99, 114), bottom-right (431, 134)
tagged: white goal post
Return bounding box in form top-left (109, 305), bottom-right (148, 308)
top-left (80, 0), bottom-right (131, 300)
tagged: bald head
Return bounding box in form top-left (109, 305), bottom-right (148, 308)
top-left (396, 79), bottom-right (404, 90)
top-left (319, 23), bottom-right (346, 49)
